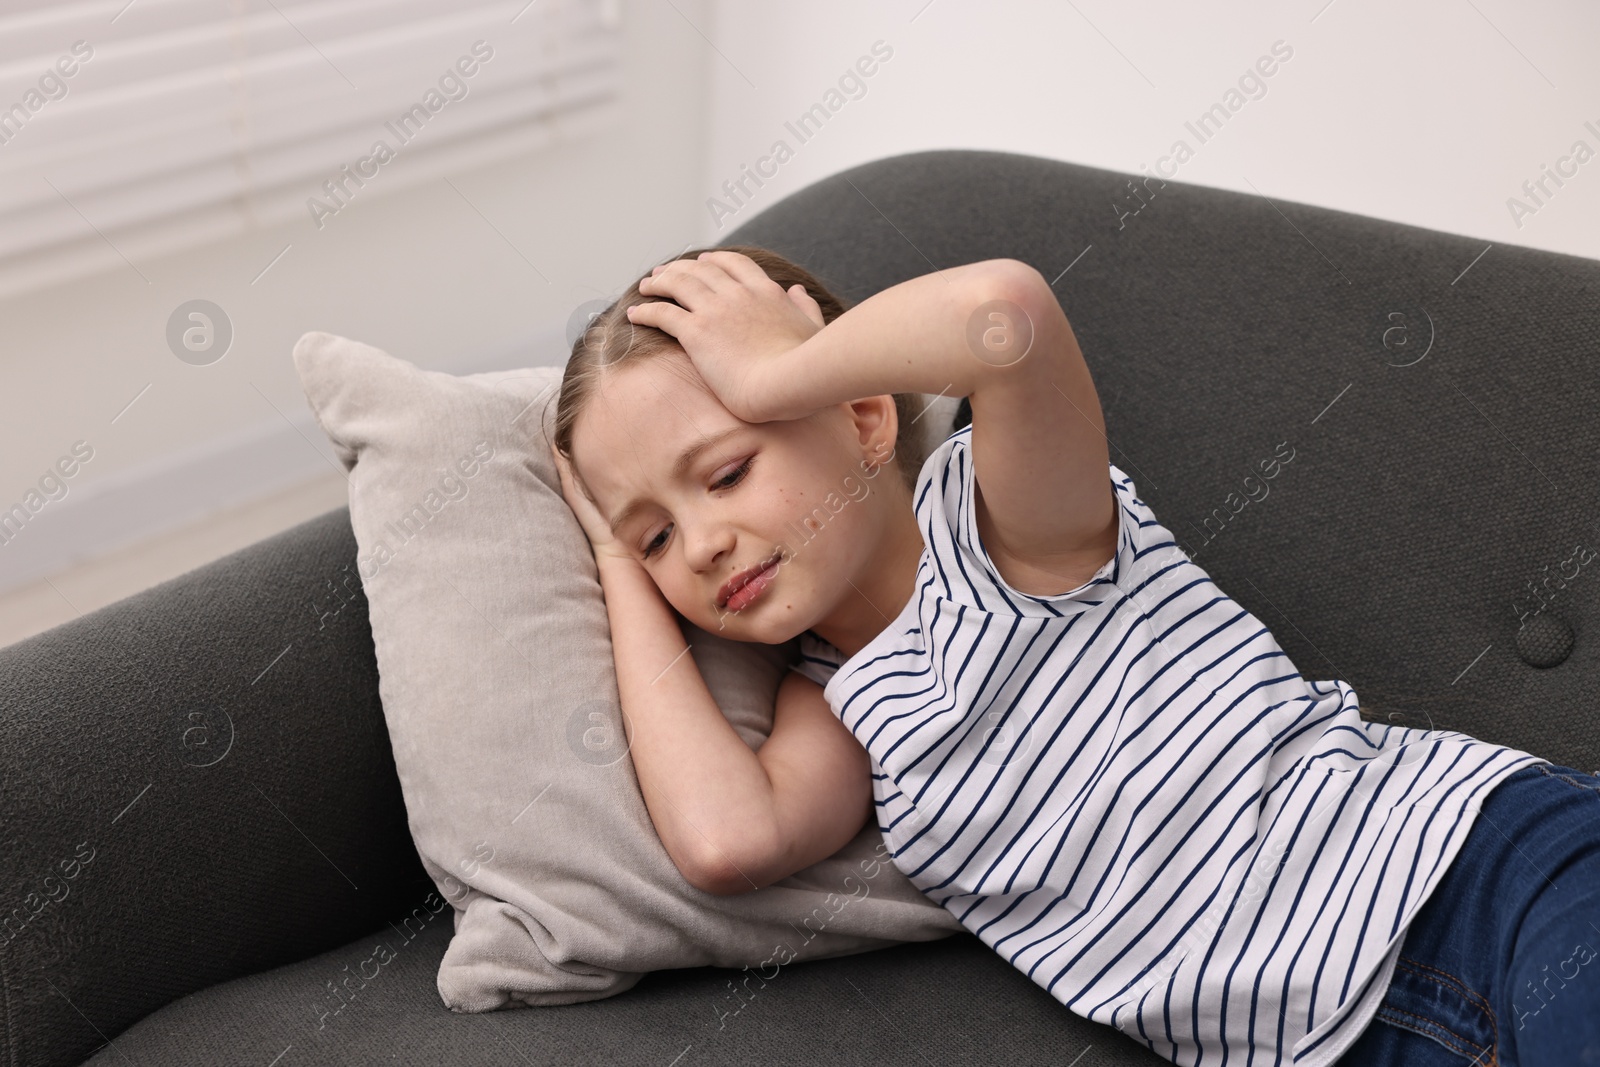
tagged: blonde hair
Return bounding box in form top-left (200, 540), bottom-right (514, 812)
top-left (551, 244), bottom-right (929, 498)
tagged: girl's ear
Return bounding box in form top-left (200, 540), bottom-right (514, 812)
top-left (787, 283), bottom-right (826, 330)
top-left (843, 394), bottom-right (899, 469)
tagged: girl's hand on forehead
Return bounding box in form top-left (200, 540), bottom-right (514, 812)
top-left (549, 442), bottom-right (636, 565)
top-left (627, 251), bottom-right (824, 423)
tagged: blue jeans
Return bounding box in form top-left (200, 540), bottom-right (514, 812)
top-left (1334, 762), bottom-right (1600, 1066)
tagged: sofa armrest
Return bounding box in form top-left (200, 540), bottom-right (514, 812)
top-left (0, 507), bottom-right (429, 1067)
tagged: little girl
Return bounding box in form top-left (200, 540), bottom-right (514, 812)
top-left (547, 244), bottom-right (1600, 1066)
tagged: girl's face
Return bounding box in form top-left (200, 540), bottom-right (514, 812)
top-left (569, 350), bottom-right (904, 644)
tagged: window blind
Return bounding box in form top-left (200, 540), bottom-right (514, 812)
top-left (0, 0), bottom-right (623, 298)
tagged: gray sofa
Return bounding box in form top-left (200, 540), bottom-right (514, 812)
top-left (3, 148), bottom-right (1596, 1067)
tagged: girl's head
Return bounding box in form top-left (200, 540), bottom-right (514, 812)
top-left (552, 244), bottom-right (931, 644)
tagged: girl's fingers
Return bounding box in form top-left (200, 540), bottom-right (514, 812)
top-left (649, 256), bottom-right (726, 292)
top-left (682, 252), bottom-right (746, 291)
top-left (694, 250), bottom-right (772, 290)
top-left (656, 253), bottom-right (750, 295)
top-left (626, 299), bottom-right (691, 338)
top-left (550, 444), bottom-right (620, 549)
top-left (550, 444), bottom-right (577, 496)
top-left (787, 283), bottom-right (825, 329)
top-left (639, 267), bottom-right (717, 309)
top-left (676, 252), bottom-right (736, 286)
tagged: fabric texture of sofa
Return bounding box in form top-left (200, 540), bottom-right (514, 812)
top-left (3, 147), bottom-right (1596, 1067)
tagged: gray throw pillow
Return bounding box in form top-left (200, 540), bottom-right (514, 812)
top-left (292, 330), bottom-right (964, 1012)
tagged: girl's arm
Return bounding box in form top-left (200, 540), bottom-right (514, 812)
top-left (722, 667), bottom-right (874, 894)
top-left (753, 258), bottom-right (1117, 591)
top-left (589, 551), bottom-right (771, 892)
top-left (593, 553), bottom-right (871, 895)
top-left (750, 259), bottom-right (1034, 423)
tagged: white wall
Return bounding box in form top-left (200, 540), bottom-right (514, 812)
top-left (5, 0), bottom-right (1597, 594)
top-left (700, 0), bottom-right (1599, 260)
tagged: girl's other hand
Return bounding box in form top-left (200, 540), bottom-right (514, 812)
top-left (627, 251), bottom-right (824, 423)
top-left (550, 442), bottom-right (635, 564)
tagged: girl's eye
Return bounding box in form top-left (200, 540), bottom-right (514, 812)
top-left (640, 456), bottom-right (754, 560)
top-left (642, 527), bottom-right (669, 559)
top-left (713, 456), bottom-right (753, 490)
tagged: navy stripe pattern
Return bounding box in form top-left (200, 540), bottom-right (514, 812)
top-left (791, 425), bottom-right (1545, 1067)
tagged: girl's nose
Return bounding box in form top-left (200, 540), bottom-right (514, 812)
top-left (682, 519), bottom-right (736, 574)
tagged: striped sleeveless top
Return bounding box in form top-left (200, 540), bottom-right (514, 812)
top-left (791, 423), bottom-right (1545, 1066)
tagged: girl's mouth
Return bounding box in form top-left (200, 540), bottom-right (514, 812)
top-left (719, 554), bottom-right (782, 613)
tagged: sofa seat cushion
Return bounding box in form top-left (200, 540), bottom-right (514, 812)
top-left (81, 920), bottom-right (1172, 1066)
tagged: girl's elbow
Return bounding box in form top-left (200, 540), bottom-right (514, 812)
top-left (686, 853), bottom-right (739, 896)
top-left (693, 822), bottom-right (789, 895)
top-left (684, 840), bottom-right (764, 896)
top-left (982, 257), bottom-right (1049, 306)
top-left (672, 843), bottom-right (728, 895)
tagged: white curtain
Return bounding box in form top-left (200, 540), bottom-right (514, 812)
top-left (0, 0), bottom-right (622, 297)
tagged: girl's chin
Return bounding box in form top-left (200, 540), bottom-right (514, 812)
top-left (690, 605), bottom-right (797, 645)
top-left (699, 613), bottom-right (770, 641)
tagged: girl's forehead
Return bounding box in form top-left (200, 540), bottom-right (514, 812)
top-left (572, 359), bottom-right (747, 503)
top-left (582, 356), bottom-right (729, 449)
